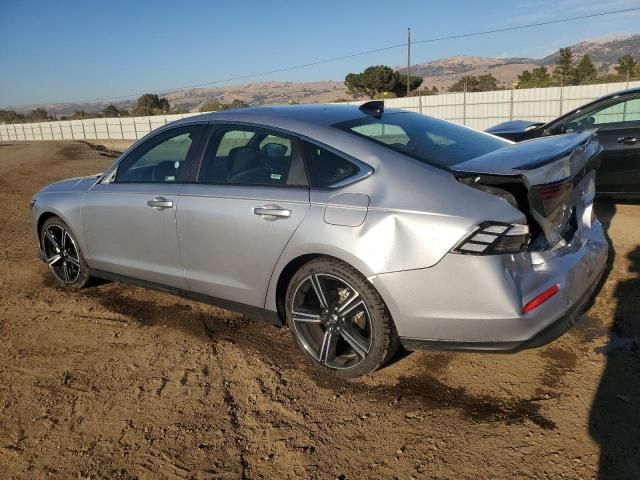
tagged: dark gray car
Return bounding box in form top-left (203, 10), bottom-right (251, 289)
top-left (487, 87), bottom-right (640, 200)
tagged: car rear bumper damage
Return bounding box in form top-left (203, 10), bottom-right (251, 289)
top-left (371, 216), bottom-right (608, 352)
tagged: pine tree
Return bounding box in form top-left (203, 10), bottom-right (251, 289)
top-left (517, 66), bottom-right (552, 88)
top-left (573, 55), bottom-right (597, 84)
top-left (554, 48), bottom-right (574, 84)
top-left (615, 54), bottom-right (638, 78)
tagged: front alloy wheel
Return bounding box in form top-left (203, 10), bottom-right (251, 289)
top-left (286, 258), bottom-right (398, 378)
top-left (41, 216), bottom-right (91, 288)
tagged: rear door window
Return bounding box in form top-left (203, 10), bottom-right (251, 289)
top-left (198, 126), bottom-right (307, 187)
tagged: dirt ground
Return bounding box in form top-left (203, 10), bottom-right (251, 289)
top-left (0, 141), bottom-right (639, 480)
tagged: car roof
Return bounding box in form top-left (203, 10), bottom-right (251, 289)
top-left (172, 103), bottom-right (405, 132)
top-left (595, 86), bottom-right (640, 102)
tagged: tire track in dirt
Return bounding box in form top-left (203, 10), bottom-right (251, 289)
top-left (200, 314), bottom-right (251, 480)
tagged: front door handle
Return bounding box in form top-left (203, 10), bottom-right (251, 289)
top-left (253, 204), bottom-right (291, 220)
top-left (147, 196), bottom-right (174, 210)
top-left (617, 136), bottom-right (638, 145)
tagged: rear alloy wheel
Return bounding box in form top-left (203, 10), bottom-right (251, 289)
top-left (286, 257), bottom-right (399, 378)
top-left (41, 216), bottom-right (91, 289)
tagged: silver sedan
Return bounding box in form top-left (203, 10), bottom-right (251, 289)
top-left (31, 102), bottom-right (608, 377)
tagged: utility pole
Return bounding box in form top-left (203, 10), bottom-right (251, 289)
top-left (407, 28), bottom-right (411, 97)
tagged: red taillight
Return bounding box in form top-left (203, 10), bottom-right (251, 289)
top-left (538, 184), bottom-right (564, 199)
top-left (523, 284), bottom-right (560, 314)
top-left (534, 181), bottom-right (572, 216)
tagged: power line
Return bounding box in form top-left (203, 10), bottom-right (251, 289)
top-left (43, 6), bottom-right (640, 104)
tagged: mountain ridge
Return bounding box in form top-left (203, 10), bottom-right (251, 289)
top-left (7, 34), bottom-right (639, 115)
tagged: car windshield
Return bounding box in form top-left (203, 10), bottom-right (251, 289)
top-left (334, 111), bottom-right (508, 168)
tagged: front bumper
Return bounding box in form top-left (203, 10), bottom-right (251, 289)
top-left (371, 216), bottom-right (608, 352)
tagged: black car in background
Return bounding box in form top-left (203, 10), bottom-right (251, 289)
top-left (486, 88), bottom-right (640, 200)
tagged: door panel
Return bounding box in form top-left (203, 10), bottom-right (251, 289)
top-left (178, 185), bottom-right (310, 307)
top-left (595, 126), bottom-right (640, 195)
top-left (80, 124), bottom-right (207, 288)
top-left (82, 183), bottom-right (187, 288)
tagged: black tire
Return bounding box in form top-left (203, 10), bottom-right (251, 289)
top-left (40, 216), bottom-right (92, 289)
top-left (285, 257), bottom-right (399, 378)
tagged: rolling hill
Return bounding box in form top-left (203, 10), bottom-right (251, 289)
top-left (9, 34), bottom-right (640, 115)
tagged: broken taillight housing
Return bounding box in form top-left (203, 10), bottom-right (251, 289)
top-left (532, 181), bottom-right (573, 217)
top-left (453, 222), bottom-right (530, 255)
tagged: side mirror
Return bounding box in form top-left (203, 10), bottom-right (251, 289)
top-left (547, 123), bottom-right (566, 135)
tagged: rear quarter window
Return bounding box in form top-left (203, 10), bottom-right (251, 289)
top-left (301, 141), bottom-right (359, 188)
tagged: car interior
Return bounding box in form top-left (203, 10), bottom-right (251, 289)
top-left (199, 130), bottom-right (306, 186)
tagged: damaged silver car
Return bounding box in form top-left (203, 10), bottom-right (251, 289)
top-left (31, 101), bottom-right (608, 377)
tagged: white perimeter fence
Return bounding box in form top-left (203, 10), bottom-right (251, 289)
top-left (2, 80), bottom-right (640, 142)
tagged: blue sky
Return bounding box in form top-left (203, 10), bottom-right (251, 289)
top-left (1, 0), bottom-right (639, 107)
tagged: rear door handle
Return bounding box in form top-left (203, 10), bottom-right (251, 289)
top-left (253, 204), bottom-right (291, 220)
top-left (617, 136), bottom-right (638, 145)
top-left (147, 196), bottom-right (174, 210)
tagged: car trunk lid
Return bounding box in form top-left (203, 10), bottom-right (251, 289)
top-left (451, 131), bottom-right (602, 248)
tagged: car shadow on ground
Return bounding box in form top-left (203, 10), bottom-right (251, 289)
top-left (589, 202), bottom-right (640, 479)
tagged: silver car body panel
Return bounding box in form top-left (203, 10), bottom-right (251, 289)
top-left (177, 184), bottom-right (309, 307)
top-left (31, 105), bottom-right (608, 351)
top-left (82, 182), bottom-right (187, 289)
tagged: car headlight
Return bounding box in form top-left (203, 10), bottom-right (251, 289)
top-left (453, 222), bottom-right (530, 255)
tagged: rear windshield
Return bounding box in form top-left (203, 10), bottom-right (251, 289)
top-left (334, 111), bottom-right (508, 168)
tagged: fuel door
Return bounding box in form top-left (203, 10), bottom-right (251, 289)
top-left (324, 193), bottom-right (370, 227)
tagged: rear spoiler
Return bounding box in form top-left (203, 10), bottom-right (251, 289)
top-left (485, 120), bottom-right (544, 135)
top-left (451, 130), bottom-right (601, 185)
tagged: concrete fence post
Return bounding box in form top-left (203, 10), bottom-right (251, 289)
top-left (509, 89), bottom-right (514, 120)
top-left (559, 84), bottom-right (564, 116)
top-left (463, 90), bottom-right (467, 126)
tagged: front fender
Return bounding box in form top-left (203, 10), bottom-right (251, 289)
top-left (32, 192), bottom-right (88, 258)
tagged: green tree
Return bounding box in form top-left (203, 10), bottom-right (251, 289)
top-left (344, 65), bottom-right (421, 98)
top-left (199, 101), bottom-right (223, 112)
top-left (103, 104), bottom-right (127, 117)
top-left (517, 66), bottom-right (553, 88)
top-left (345, 65), bottom-right (398, 98)
top-left (228, 99), bottom-right (248, 109)
top-left (415, 86), bottom-right (439, 96)
top-left (199, 99), bottom-right (248, 112)
top-left (615, 54), bottom-right (638, 78)
top-left (392, 73), bottom-right (423, 96)
top-left (448, 74), bottom-right (499, 92)
top-left (132, 94), bottom-right (171, 116)
top-left (70, 110), bottom-right (100, 120)
top-left (572, 54), bottom-right (597, 84)
top-left (554, 47), bottom-right (574, 83)
top-left (28, 108), bottom-right (51, 122)
top-left (0, 110), bottom-right (26, 124)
